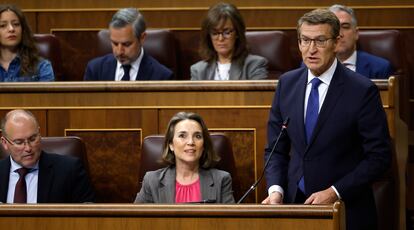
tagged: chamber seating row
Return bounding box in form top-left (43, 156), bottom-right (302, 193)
top-left (0, 126), bottom-right (399, 230)
top-left (34, 29), bottom-right (405, 81)
top-left (0, 134), bottom-right (241, 202)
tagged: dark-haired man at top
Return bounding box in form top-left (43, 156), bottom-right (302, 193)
top-left (84, 8), bottom-right (172, 81)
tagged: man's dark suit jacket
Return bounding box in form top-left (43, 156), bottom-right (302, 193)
top-left (0, 152), bottom-right (95, 203)
top-left (356, 50), bottom-right (393, 79)
top-left (83, 52), bottom-right (173, 81)
top-left (264, 62), bottom-right (391, 230)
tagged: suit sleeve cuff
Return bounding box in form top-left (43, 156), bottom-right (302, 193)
top-left (268, 185), bottom-right (284, 197)
top-left (331, 185), bottom-right (341, 200)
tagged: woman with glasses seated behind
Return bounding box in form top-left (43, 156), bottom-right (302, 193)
top-left (190, 2), bottom-right (268, 80)
top-left (0, 4), bottom-right (54, 82)
top-left (134, 112), bottom-right (235, 203)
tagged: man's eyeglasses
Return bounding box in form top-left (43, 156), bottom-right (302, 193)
top-left (3, 133), bottom-right (40, 150)
top-left (210, 29), bottom-right (234, 40)
top-left (298, 37), bottom-right (335, 48)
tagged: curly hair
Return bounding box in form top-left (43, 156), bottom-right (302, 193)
top-left (0, 4), bottom-right (40, 76)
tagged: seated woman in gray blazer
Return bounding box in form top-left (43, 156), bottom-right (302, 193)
top-left (190, 2), bottom-right (268, 80)
top-left (134, 112), bottom-right (235, 203)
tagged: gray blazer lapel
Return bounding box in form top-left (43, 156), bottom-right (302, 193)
top-left (229, 62), bottom-right (242, 80)
top-left (158, 166), bottom-right (175, 203)
top-left (206, 62), bottom-right (217, 80)
top-left (199, 169), bottom-right (216, 201)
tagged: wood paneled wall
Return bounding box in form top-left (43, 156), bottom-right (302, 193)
top-left (20, 6), bottom-right (414, 34)
top-left (10, 0), bottom-right (414, 8)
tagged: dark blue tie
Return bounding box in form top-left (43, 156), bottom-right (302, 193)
top-left (121, 65), bottom-right (131, 81)
top-left (299, 77), bottom-right (322, 194)
top-left (305, 78), bottom-right (322, 143)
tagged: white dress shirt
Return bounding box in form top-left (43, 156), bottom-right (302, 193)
top-left (214, 62), bottom-right (231, 80)
top-left (114, 47), bottom-right (144, 81)
top-left (342, 50), bottom-right (357, 72)
top-left (7, 156), bottom-right (39, 203)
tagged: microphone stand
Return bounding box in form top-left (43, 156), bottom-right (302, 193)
top-left (237, 117), bottom-right (289, 204)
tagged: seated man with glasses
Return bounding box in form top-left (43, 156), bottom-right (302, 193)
top-left (190, 2), bottom-right (268, 80)
top-left (0, 109), bottom-right (95, 203)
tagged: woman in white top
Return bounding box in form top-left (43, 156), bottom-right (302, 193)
top-left (190, 2), bottom-right (268, 80)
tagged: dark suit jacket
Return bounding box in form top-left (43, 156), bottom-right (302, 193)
top-left (134, 166), bottom-right (235, 203)
top-left (0, 152), bottom-right (95, 203)
top-left (356, 50), bottom-right (393, 79)
top-left (84, 52), bottom-right (173, 81)
top-left (264, 62), bottom-right (391, 230)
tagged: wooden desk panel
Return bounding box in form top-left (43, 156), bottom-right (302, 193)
top-left (0, 203), bottom-right (345, 230)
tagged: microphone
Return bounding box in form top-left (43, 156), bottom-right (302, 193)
top-left (187, 199), bottom-right (216, 204)
top-left (237, 117), bottom-right (289, 204)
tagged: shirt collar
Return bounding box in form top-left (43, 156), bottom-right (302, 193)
top-left (307, 58), bottom-right (337, 86)
top-left (9, 155), bottom-right (39, 172)
top-left (116, 47), bottom-right (144, 72)
top-left (342, 50), bottom-right (357, 66)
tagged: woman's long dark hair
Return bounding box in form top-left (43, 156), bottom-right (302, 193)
top-left (0, 4), bottom-right (40, 76)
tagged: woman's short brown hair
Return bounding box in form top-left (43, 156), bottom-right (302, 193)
top-left (162, 112), bottom-right (220, 169)
top-left (199, 2), bottom-right (248, 65)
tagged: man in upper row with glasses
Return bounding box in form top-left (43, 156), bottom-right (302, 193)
top-left (84, 8), bottom-right (173, 81)
top-left (190, 2), bottom-right (268, 80)
top-left (262, 9), bottom-right (391, 230)
top-left (329, 4), bottom-right (392, 79)
top-left (0, 109), bottom-right (95, 203)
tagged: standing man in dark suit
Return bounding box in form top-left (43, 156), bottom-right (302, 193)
top-left (262, 9), bottom-right (391, 230)
top-left (0, 110), bottom-right (95, 203)
top-left (329, 4), bottom-right (392, 79)
top-left (84, 8), bottom-right (173, 81)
